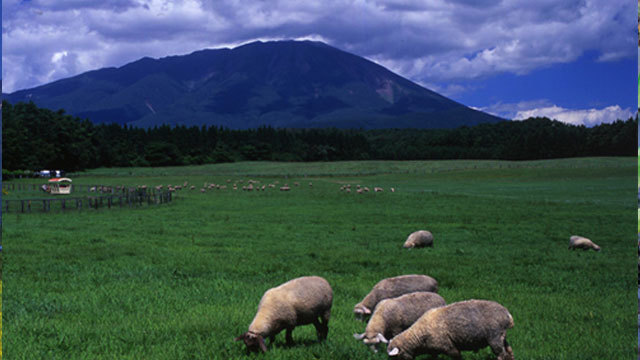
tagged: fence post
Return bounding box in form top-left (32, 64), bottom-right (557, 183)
top-left (21, 200), bottom-right (25, 213)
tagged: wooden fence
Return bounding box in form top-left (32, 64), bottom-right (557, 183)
top-left (2, 183), bottom-right (133, 193)
top-left (2, 189), bottom-right (173, 214)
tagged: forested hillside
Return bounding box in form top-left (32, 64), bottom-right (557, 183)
top-left (2, 101), bottom-right (636, 172)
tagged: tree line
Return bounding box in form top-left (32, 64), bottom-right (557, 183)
top-left (2, 100), bottom-right (637, 172)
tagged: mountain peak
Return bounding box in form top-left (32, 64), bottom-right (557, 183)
top-left (4, 40), bottom-right (502, 129)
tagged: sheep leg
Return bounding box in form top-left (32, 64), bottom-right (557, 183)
top-left (317, 309), bottom-right (331, 340)
top-left (445, 348), bottom-right (462, 360)
top-left (490, 334), bottom-right (513, 360)
top-left (313, 317), bottom-right (329, 341)
top-left (502, 338), bottom-right (514, 360)
top-left (285, 328), bottom-right (294, 345)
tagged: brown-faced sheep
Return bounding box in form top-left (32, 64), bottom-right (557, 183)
top-left (568, 235), bottom-right (600, 251)
top-left (354, 275), bottom-right (438, 320)
top-left (403, 230), bottom-right (434, 249)
top-left (235, 276), bottom-right (332, 352)
top-left (387, 299), bottom-right (514, 360)
top-left (354, 292), bottom-right (446, 352)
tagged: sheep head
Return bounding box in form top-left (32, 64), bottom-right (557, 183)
top-left (353, 304), bottom-right (372, 320)
top-left (234, 331), bottom-right (267, 352)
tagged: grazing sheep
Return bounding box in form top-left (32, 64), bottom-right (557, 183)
top-left (387, 299), bottom-right (514, 360)
top-left (354, 292), bottom-right (446, 352)
top-left (354, 275), bottom-right (438, 320)
top-left (568, 235), bottom-right (601, 251)
top-left (390, 188), bottom-right (395, 193)
top-left (280, 186), bottom-right (291, 191)
top-left (374, 187), bottom-right (384, 192)
top-left (235, 276), bottom-right (333, 352)
top-left (403, 230), bottom-right (434, 249)
top-left (190, 185), bottom-right (195, 190)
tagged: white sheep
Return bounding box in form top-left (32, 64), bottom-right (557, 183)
top-left (403, 230), bottom-right (434, 249)
top-left (235, 276), bottom-right (332, 352)
top-left (354, 275), bottom-right (438, 320)
top-left (354, 292), bottom-right (446, 352)
top-left (387, 299), bottom-right (514, 360)
top-left (568, 235), bottom-right (601, 251)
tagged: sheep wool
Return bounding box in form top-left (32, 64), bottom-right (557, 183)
top-left (403, 230), bottom-right (434, 248)
top-left (387, 299), bottom-right (514, 360)
top-left (568, 235), bottom-right (601, 251)
top-left (353, 275), bottom-right (438, 320)
top-left (354, 292), bottom-right (446, 351)
top-left (235, 276), bottom-right (333, 352)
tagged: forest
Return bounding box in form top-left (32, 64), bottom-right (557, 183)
top-left (2, 100), bottom-right (637, 173)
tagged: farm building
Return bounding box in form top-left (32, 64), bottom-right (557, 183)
top-left (48, 178), bottom-right (72, 195)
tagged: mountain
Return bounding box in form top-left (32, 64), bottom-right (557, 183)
top-left (3, 40), bottom-right (503, 129)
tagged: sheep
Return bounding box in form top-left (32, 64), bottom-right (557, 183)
top-left (280, 185), bottom-right (291, 191)
top-left (569, 235), bottom-right (600, 251)
top-left (354, 275), bottom-right (438, 320)
top-left (403, 230), bottom-right (434, 249)
top-left (354, 292), bottom-right (446, 352)
top-left (235, 276), bottom-right (333, 352)
top-left (387, 299), bottom-right (514, 360)
top-left (374, 187), bottom-right (384, 192)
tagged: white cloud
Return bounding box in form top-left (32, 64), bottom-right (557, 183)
top-left (475, 100), bottom-right (633, 126)
top-left (1, 0), bottom-right (635, 92)
top-left (513, 104), bottom-right (633, 126)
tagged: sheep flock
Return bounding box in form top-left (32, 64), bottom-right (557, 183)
top-left (133, 178), bottom-right (598, 359)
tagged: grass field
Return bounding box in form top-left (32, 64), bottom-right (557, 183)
top-left (2, 157), bottom-right (637, 359)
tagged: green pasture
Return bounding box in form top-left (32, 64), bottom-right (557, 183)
top-left (2, 157), bottom-right (637, 359)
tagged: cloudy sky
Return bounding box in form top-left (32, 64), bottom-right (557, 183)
top-left (2, 0), bottom-right (636, 125)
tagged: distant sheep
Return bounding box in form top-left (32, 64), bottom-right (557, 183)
top-left (387, 299), bottom-right (514, 360)
top-left (235, 276), bottom-right (332, 352)
top-left (280, 186), bottom-right (291, 191)
top-left (569, 235), bottom-right (600, 251)
top-left (354, 292), bottom-right (446, 352)
top-left (403, 230), bottom-right (434, 249)
top-left (354, 275), bottom-right (438, 320)
top-left (374, 187), bottom-right (384, 192)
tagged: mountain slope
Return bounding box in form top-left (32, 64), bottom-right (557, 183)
top-left (3, 40), bottom-right (503, 129)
